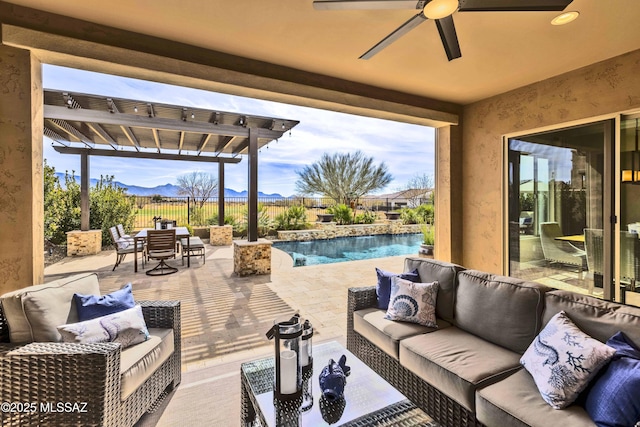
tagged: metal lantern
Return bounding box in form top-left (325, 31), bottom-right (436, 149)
top-left (300, 319), bottom-right (314, 412)
top-left (267, 315), bottom-right (302, 400)
top-left (301, 320), bottom-right (313, 372)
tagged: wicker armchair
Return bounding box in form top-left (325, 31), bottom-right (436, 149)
top-left (0, 300), bottom-right (181, 427)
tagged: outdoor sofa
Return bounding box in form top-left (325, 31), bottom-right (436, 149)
top-left (0, 272), bottom-right (181, 426)
top-left (348, 257), bottom-right (640, 427)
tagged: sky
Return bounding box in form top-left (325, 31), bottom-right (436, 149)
top-left (43, 65), bottom-right (435, 197)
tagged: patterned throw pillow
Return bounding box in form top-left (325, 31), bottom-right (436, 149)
top-left (520, 311), bottom-right (616, 409)
top-left (384, 277), bottom-right (439, 327)
top-left (57, 305), bottom-right (150, 349)
top-left (375, 268), bottom-right (420, 309)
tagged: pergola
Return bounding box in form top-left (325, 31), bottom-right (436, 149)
top-left (43, 89), bottom-right (300, 241)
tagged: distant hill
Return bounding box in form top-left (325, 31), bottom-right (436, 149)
top-left (54, 173), bottom-right (285, 198)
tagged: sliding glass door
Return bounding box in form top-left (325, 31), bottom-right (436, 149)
top-left (507, 121), bottom-right (613, 300)
top-left (620, 115), bottom-right (640, 306)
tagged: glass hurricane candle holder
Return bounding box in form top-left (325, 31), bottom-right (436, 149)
top-left (267, 315), bottom-right (302, 400)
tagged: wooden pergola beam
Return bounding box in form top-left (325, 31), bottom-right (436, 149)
top-left (53, 146), bottom-right (242, 163)
top-left (44, 105), bottom-right (286, 140)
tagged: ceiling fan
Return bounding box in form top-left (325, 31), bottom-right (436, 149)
top-left (313, 0), bottom-right (574, 61)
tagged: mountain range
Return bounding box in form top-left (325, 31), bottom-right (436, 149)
top-left (54, 173), bottom-right (285, 198)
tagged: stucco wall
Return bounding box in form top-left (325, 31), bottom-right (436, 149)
top-left (0, 46), bottom-right (43, 294)
top-left (461, 48), bottom-right (640, 274)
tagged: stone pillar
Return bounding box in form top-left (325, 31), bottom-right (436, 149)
top-left (210, 225), bottom-right (233, 246)
top-left (233, 239), bottom-right (272, 276)
top-left (435, 125), bottom-right (463, 264)
top-left (0, 46), bottom-right (43, 294)
top-left (66, 230), bottom-right (102, 256)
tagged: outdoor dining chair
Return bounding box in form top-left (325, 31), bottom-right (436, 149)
top-left (539, 222), bottom-right (586, 271)
top-left (109, 226), bottom-right (145, 271)
top-left (146, 229), bottom-right (178, 276)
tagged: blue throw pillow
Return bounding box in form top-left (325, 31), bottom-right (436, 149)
top-left (375, 268), bottom-right (420, 309)
top-left (583, 331), bottom-right (640, 427)
top-left (74, 283), bottom-right (136, 321)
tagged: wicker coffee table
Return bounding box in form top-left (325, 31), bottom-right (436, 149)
top-left (240, 341), bottom-right (436, 426)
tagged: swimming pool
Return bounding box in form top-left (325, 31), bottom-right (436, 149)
top-left (272, 233), bottom-right (422, 266)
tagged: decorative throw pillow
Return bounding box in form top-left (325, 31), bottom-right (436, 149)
top-left (520, 311), bottom-right (616, 409)
top-left (375, 268), bottom-right (420, 309)
top-left (384, 277), bottom-right (439, 327)
top-left (115, 237), bottom-right (130, 250)
top-left (57, 305), bottom-right (149, 349)
top-left (74, 283), bottom-right (136, 322)
top-left (583, 331), bottom-right (640, 426)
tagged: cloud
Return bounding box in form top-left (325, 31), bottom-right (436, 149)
top-left (43, 65), bottom-right (435, 196)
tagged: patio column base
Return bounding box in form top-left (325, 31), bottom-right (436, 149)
top-left (233, 239), bottom-right (272, 276)
top-left (210, 225), bottom-right (233, 246)
top-left (66, 230), bottom-right (102, 256)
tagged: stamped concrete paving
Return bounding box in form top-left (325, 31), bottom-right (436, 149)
top-left (44, 243), bottom-right (409, 426)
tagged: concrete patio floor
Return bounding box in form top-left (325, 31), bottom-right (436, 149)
top-left (44, 242), bottom-right (409, 426)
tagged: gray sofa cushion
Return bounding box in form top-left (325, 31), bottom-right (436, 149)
top-left (0, 273), bottom-right (100, 343)
top-left (404, 257), bottom-right (464, 324)
top-left (455, 270), bottom-right (549, 354)
top-left (353, 308), bottom-right (449, 359)
top-left (476, 369), bottom-right (596, 427)
top-left (400, 326), bottom-right (521, 411)
top-left (543, 290), bottom-right (640, 346)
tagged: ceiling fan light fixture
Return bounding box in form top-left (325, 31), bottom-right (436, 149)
top-left (423, 0), bottom-right (458, 20)
top-left (551, 11), bottom-right (579, 26)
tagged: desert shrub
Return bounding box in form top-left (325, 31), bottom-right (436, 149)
top-left (414, 204), bottom-right (435, 224)
top-left (400, 207), bottom-right (420, 225)
top-left (189, 206), bottom-right (207, 226)
top-left (236, 203), bottom-right (272, 237)
top-left (206, 213), bottom-right (238, 227)
top-left (327, 204), bottom-right (353, 225)
top-left (274, 205), bottom-right (308, 230)
top-left (354, 210), bottom-right (377, 224)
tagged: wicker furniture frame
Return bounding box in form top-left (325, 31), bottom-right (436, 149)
top-left (347, 286), bottom-right (482, 427)
top-left (0, 300), bottom-right (181, 427)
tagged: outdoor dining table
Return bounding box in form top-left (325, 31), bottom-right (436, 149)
top-left (134, 226), bottom-right (191, 272)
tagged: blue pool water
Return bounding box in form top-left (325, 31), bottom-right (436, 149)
top-left (273, 233), bottom-right (422, 267)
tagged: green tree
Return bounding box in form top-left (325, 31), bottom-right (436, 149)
top-left (46, 171), bottom-right (82, 244)
top-left (44, 160), bottom-right (63, 242)
top-left (90, 175), bottom-right (137, 245)
top-left (43, 165), bottom-right (138, 246)
top-left (295, 151), bottom-right (393, 205)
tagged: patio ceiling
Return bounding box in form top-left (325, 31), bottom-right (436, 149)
top-left (43, 90), bottom-right (300, 162)
top-left (4, 0), bottom-right (640, 108)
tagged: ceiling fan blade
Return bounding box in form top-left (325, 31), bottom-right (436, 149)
top-left (458, 0), bottom-right (573, 12)
top-left (360, 12), bottom-right (427, 59)
top-left (313, 0), bottom-right (422, 11)
top-left (435, 15), bottom-right (461, 61)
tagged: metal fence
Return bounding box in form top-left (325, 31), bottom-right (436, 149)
top-left (132, 195), bottom-right (431, 229)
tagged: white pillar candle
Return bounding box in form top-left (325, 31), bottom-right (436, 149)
top-left (279, 350), bottom-right (297, 394)
top-left (300, 341), bottom-right (309, 366)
